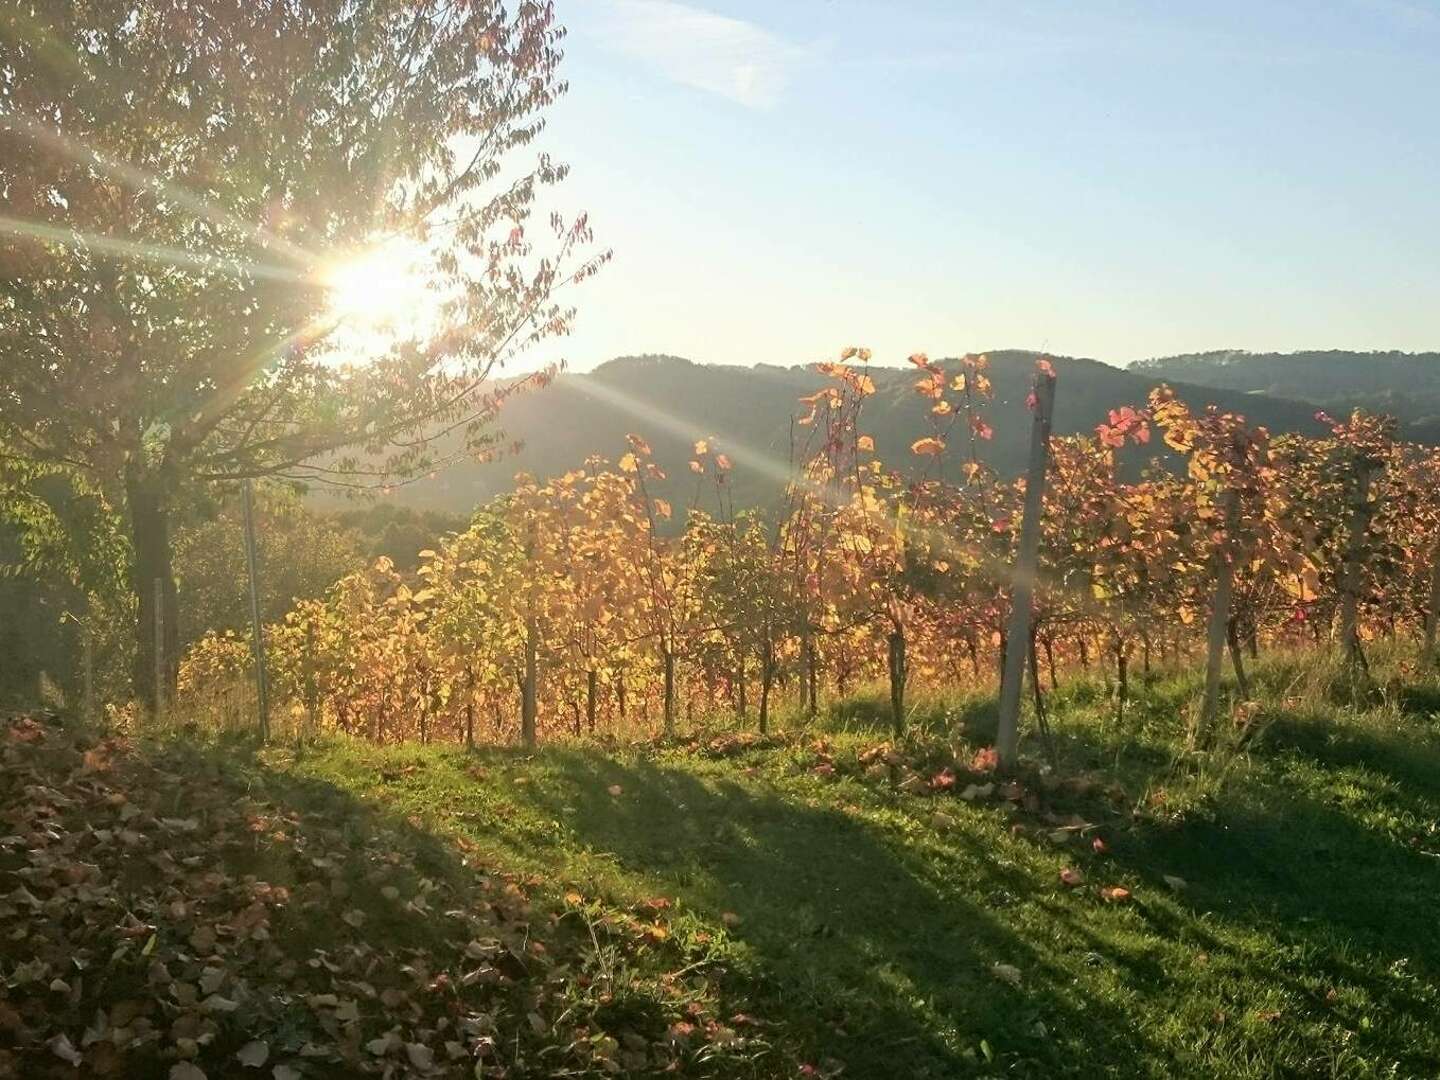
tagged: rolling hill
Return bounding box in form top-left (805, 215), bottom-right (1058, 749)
top-left (383, 350), bottom-right (1341, 517)
top-left (1131, 350), bottom-right (1440, 437)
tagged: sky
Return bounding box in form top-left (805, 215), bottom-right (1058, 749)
top-left (523, 0), bottom-right (1440, 372)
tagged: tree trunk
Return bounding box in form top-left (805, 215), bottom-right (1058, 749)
top-left (521, 614), bottom-right (537, 749)
top-left (1078, 635), bottom-right (1090, 671)
top-left (887, 624), bottom-right (906, 737)
top-left (125, 468), bottom-right (179, 714)
top-left (1226, 617), bottom-right (1250, 701)
top-left (1028, 629), bottom-right (1054, 762)
top-left (1042, 633), bottom-right (1058, 691)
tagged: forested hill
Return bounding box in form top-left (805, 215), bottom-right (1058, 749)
top-left (1131, 350), bottom-right (1440, 435)
top-left (394, 350), bottom-right (1379, 515)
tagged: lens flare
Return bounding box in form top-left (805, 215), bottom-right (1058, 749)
top-left (322, 238), bottom-right (438, 344)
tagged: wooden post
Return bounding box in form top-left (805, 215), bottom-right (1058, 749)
top-left (153, 577), bottom-right (166, 721)
top-left (887, 623), bottom-right (906, 737)
top-left (303, 622), bottom-right (319, 737)
top-left (1423, 544), bottom-right (1440, 666)
top-left (1337, 460), bottom-right (1375, 662)
top-left (241, 479), bottom-right (270, 742)
top-left (1197, 489), bottom-right (1239, 746)
top-left (82, 606), bottom-right (96, 723)
top-left (521, 613), bottom-right (537, 748)
top-left (661, 646), bottom-right (675, 736)
top-left (996, 369), bottom-right (1056, 769)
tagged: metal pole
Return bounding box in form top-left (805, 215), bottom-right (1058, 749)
top-left (241, 479), bottom-right (270, 741)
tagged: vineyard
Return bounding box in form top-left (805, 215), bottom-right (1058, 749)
top-left (179, 351), bottom-right (1440, 757)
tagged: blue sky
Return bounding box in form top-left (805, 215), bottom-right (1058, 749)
top-left (530, 0), bottom-right (1440, 372)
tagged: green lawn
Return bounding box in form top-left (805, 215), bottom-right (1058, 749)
top-left (8, 652), bottom-right (1439, 1078)
top-left (226, 653), bottom-right (1440, 1079)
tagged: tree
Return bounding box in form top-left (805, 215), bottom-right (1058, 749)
top-left (0, 0), bottom-right (605, 710)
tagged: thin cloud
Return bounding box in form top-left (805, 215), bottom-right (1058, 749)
top-left (593, 0), bottom-right (813, 108)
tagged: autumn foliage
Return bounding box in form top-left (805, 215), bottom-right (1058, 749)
top-left (179, 352), bottom-right (1440, 747)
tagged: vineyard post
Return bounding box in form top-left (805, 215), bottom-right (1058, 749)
top-left (1197, 488), bottom-right (1239, 745)
top-left (82, 604), bottom-right (96, 723)
top-left (1424, 543), bottom-right (1440, 666)
top-left (303, 622), bottom-right (319, 738)
top-left (521, 613), bottom-right (537, 748)
top-left (586, 669), bottom-right (599, 732)
top-left (153, 577), bottom-right (166, 721)
top-left (661, 646), bottom-right (675, 736)
top-left (1337, 459), bottom-right (1376, 662)
top-left (886, 622), bottom-right (906, 736)
top-left (241, 478), bottom-right (271, 742)
top-left (996, 368), bottom-right (1056, 769)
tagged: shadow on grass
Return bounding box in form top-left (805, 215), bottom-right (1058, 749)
top-left (487, 746), bottom-right (1166, 1079)
top-left (1012, 711), bottom-right (1440, 1077)
top-left (818, 691), bottom-right (1000, 744)
top-left (177, 690), bottom-right (1440, 1080)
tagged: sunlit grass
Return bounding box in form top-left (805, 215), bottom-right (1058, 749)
top-left (165, 645), bottom-right (1440, 1078)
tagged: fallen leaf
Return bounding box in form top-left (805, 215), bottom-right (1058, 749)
top-left (170, 1064), bottom-right (207, 1080)
top-left (606, 785), bottom-right (623, 797)
top-left (48, 1034), bottom-right (83, 1066)
top-left (1162, 874), bottom-right (1188, 891)
top-left (1099, 886), bottom-right (1132, 903)
top-left (1059, 867), bottom-right (1085, 887)
top-left (236, 1041), bottom-right (269, 1068)
top-left (1091, 836), bottom-right (1109, 854)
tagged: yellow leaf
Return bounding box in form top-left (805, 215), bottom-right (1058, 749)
top-left (910, 437), bottom-right (946, 457)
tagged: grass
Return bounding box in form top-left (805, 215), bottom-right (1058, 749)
top-left (39, 648), bottom-right (1440, 1077)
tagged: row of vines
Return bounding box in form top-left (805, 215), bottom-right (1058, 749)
top-left (180, 352), bottom-right (1440, 756)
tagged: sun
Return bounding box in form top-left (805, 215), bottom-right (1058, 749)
top-left (321, 237), bottom-right (440, 347)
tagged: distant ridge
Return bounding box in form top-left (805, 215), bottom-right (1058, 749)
top-left (1132, 350), bottom-right (1440, 437)
top-left (380, 349), bottom-right (1389, 515)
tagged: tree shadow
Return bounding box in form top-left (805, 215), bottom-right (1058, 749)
top-left (1011, 714), bottom-right (1440, 1077)
top-left (490, 747), bottom-right (1169, 1078)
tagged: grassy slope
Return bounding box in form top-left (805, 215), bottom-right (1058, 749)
top-left (251, 655), bottom-right (1440, 1079)
top-left (7, 653), bottom-right (1440, 1078)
